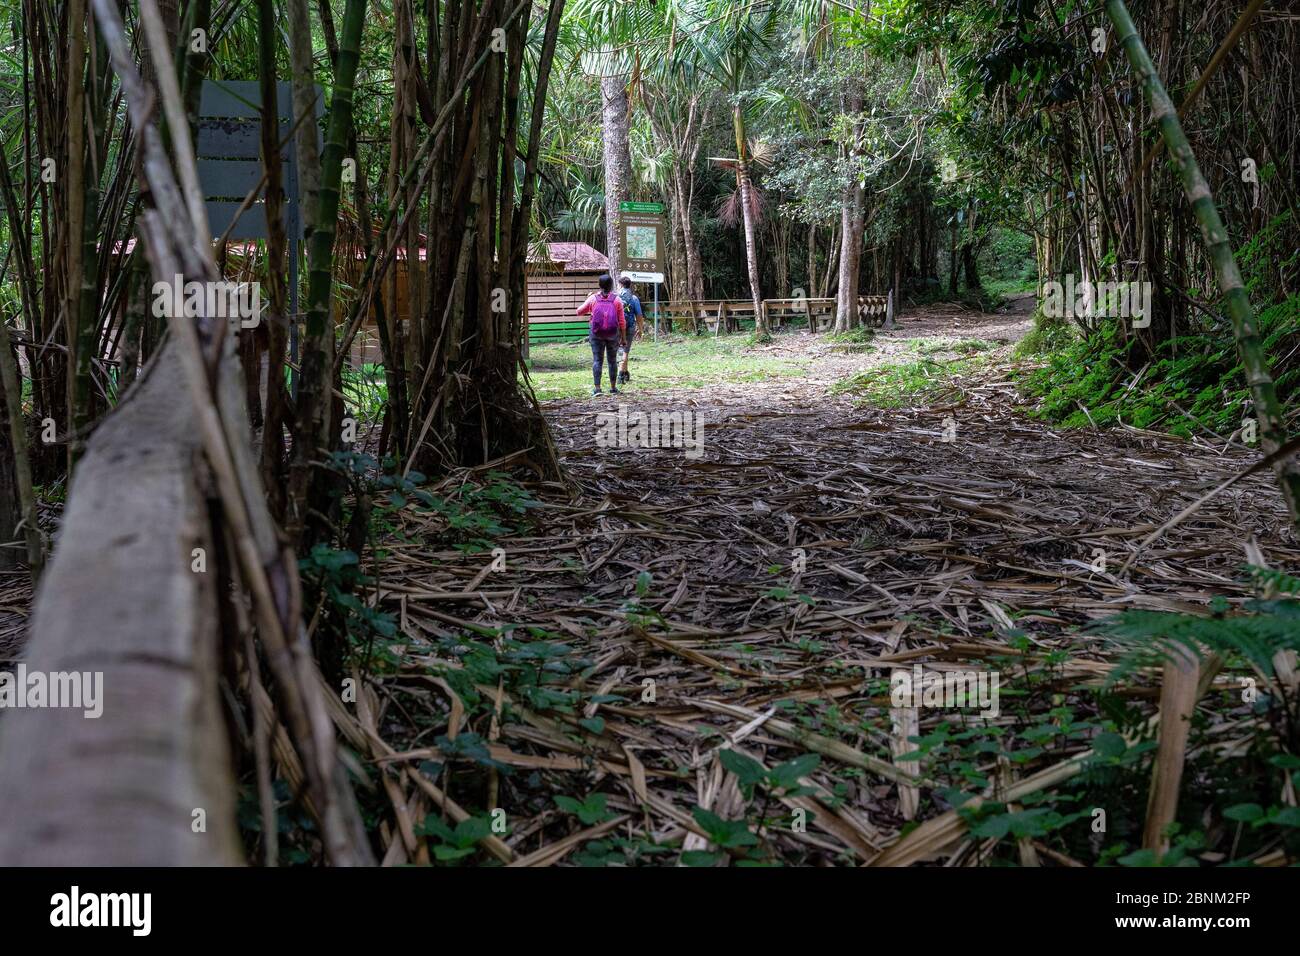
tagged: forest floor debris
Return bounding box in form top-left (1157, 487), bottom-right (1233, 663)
top-left (354, 308), bottom-right (1297, 866)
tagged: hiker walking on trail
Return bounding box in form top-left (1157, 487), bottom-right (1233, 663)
top-left (616, 275), bottom-right (643, 385)
top-left (576, 273), bottom-right (626, 395)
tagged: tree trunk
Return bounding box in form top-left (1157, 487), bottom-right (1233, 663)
top-left (733, 103), bottom-right (765, 335)
top-left (821, 225), bottom-right (840, 299)
top-left (834, 181), bottom-right (864, 332)
top-left (948, 218), bottom-right (958, 294)
top-left (773, 216), bottom-right (789, 300)
top-left (806, 222), bottom-right (817, 299)
top-left (960, 201), bottom-right (980, 291)
top-left (673, 166), bottom-right (705, 300)
top-left (893, 237), bottom-right (904, 307)
top-left (684, 208), bottom-right (704, 300)
top-left (669, 184), bottom-right (687, 300)
top-left (834, 81), bottom-right (865, 331)
top-left (601, 73), bottom-right (632, 276)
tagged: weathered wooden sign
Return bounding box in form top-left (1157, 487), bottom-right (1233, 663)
top-left (197, 79), bottom-right (323, 240)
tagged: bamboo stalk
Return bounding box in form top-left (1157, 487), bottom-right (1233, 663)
top-left (64, 0), bottom-right (88, 466)
top-left (0, 311), bottom-right (44, 579)
top-left (291, 0), bottom-right (367, 544)
top-left (1142, 644), bottom-right (1200, 853)
top-left (258, 0), bottom-right (291, 513)
top-left (1105, 0), bottom-right (1300, 531)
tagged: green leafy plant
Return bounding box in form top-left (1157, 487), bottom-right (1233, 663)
top-left (682, 806), bottom-right (762, 866)
top-left (417, 814), bottom-right (497, 863)
top-left (555, 792), bottom-right (615, 826)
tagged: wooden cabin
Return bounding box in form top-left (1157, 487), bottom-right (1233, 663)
top-left (110, 227), bottom-right (608, 366)
top-left (346, 239), bottom-right (610, 358)
top-left (525, 241), bottom-right (610, 343)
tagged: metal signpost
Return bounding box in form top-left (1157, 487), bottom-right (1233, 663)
top-left (619, 201), bottom-right (666, 341)
top-left (624, 270), bottom-right (665, 340)
top-left (196, 80), bottom-right (324, 394)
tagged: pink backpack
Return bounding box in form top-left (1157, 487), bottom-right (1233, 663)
top-left (590, 293), bottom-right (620, 339)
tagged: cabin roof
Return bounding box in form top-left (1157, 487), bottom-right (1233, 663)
top-left (528, 241), bottom-right (609, 274)
top-left (109, 237), bottom-right (611, 272)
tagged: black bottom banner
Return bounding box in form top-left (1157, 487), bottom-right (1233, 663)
top-left (0, 865), bottom-right (1286, 942)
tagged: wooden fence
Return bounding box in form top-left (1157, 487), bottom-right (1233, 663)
top-left (651, 293), bottom-right (892, 335)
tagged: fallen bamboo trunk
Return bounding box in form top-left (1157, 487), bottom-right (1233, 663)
top-left (0, 344), bottom-right (243, 866)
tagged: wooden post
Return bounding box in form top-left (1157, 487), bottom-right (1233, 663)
top-left (0, 344), bottom-right (243, 865)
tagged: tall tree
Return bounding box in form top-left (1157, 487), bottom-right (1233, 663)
top-left (681, 0), bottom-right (786, 336)
top-left (600, 73), bottom-right (632, 275)
top-left (834, 79), bottom-right (864, 332)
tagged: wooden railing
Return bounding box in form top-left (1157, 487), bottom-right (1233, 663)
top-left (0, 343), bottom-right (244, 865)
top-left (651, 293), bottom-right (892, 334)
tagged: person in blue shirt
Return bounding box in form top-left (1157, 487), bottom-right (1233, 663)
top-left (616, 275), bottom-right (644, 384)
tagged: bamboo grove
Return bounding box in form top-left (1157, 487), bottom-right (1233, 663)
top-left (0, 0), bottom-right (568, 572)
top-left (0, 0), bottom-right (572, 866)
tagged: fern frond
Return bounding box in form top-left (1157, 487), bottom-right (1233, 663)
top-left (1096, 600), bottom-right (1300, 685)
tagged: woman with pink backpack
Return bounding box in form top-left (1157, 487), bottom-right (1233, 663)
top-left (575, 274), bottom-right (627, 396)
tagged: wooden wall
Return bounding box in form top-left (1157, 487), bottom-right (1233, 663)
top-left (347, 264), bottom-right (601, 329)
top-left (525, 273), bottom-right (602, 326)
top-left (338, 264), bottom-right (601, 364)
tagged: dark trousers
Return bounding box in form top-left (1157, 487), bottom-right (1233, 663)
top-left (591, 336), bottom-right (618, 388)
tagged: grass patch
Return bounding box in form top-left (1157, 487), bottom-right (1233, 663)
top-left (833, 355), bottom-right (985, 408)
top-left (912, 337), bottom-right (999, 357)
top-left (522, 332), bottom-right (808, 401)
top-left (981, 276), bottom-right (1038, 302)
top-left (1014, 310), bottom-right (1078, 357)
top-left (824, 326), bottom-right (876, 353)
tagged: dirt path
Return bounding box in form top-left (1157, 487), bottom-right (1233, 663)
top-left (372, 306), bottom-right (1296, 865)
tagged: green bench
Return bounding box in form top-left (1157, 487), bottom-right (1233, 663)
top-left (527, 321), bottom-right (591, 344)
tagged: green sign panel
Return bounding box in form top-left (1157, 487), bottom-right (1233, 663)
top-left (619, 201), bottom-right (665, 213)
top-left (620, 208), bottom-right (665, 274)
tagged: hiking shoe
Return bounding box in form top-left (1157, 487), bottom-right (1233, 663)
top-left (592, 387), bottom-right (602, 396)
top-left (610, 386), bottom-right (620, 395)
top-left (618, 371), bottom-right (630, 384)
